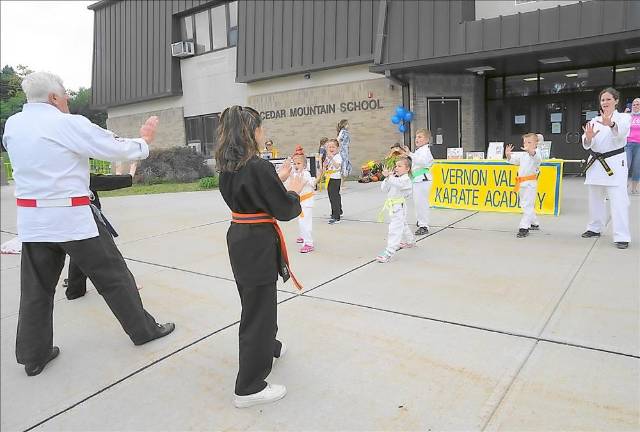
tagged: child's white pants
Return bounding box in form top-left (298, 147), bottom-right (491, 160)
top-left (298, 206), bottom-right (313, 245)
top-left (518, 183), bottom-right (539, 229)
top-left (586, 184), bottom-right (630, 242)
top-left (386, 204), bottom-right (414, 254)
top-left (413, 180), bottom-right (432, 228)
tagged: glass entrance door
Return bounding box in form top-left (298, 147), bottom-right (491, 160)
top-left (535, 95), bottom-right (596, 173)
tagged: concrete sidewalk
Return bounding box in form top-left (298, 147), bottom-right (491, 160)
top-left (1, 178), bottom-right (638, 431)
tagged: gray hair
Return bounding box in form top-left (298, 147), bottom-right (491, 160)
top-left (21, 71), bottom-right (66, 103)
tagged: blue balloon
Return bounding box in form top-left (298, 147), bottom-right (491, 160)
top-left (398, 123), bottom-right (407, 133)
top-left (403, 111), bottom-right (414, 122)
top-left (391, 115), bottom-right (401, 124)
top-left (395, 106), bottom-right (406, 117)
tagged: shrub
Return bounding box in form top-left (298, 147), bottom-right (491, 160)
top-left (198, 176), bottom-right (219, 189)
top-left (137, 147), bottom-right (212, 184)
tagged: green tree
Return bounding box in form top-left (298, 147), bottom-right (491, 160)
top-left (0, 65), bottom-right (32, 137)
top-left (68, 87), bottom-right (107, 128)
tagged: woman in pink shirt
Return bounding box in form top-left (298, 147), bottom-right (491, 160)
top-left (627, 98), bottom-right (640, 195)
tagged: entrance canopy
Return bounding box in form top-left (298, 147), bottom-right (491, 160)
top-left (370, 0), bottom-right (640, 79)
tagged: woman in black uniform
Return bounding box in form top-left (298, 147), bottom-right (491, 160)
top-left (216, 106), bottom-right (304, 408)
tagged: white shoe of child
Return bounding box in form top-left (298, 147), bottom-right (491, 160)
top-left (276, 341), bottom-right (287, 359)
top-left (233, 383), bottom-right (287, 408)
top-left (376, 251), bottom-right (392, 263)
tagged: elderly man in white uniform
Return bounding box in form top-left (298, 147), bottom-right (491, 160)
top-left (2, 72), bottom-right (175, 376)
top-left (581, 87), bottom-right (632, 249)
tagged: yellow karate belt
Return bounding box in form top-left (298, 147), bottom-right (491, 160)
top-left (299, 192), bottom-right (314, 218)
top-left (322, 169), bottom-right (338, 189)
top-left (377, 197), bottom-right (406, 222)
top-left (514, 174), bottom-right (538, 192)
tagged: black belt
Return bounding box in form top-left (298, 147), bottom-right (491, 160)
top-left (583, 147), bottom-right (625, 176)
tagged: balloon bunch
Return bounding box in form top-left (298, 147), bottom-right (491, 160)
top-left (391, 105), bottom-right (414, 133)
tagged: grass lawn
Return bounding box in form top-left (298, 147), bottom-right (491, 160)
top-left (100, 181), bottom-right (211, 197)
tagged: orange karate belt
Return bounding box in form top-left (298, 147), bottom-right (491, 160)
top-left (231, 212), bottom-right (303, 290)
top-left (514, 174), bottom-right (538, 192)
top-left (298, 192), bottom-right (314, 218)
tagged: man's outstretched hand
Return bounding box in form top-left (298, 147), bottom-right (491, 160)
top-left (140, 116), bottom-right (159, 143)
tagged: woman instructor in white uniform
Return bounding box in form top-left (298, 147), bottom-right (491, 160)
top-left (581, 87), bottom-right (631, 249)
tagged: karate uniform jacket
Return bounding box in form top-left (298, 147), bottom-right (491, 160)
top-left (407, 145), bottom-right (434, 182)
top-left (220, 157), bottom-right (301, 285)
top-left (507, 149), bottom-right (542, 187)
top-left (581, 111), bottom-right (631, 186)
top-left (286, 170), bottom-right (316, 208)
top-left (381, 173), bottom-right (413, 200)
top-left (2, 103), bottom-right (148, 242)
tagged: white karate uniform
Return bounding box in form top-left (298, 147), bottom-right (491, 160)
top-left (407, 145), bottom-right (434, 229)
top-left (507, 150), bottom-right (542, 229)
top-left (287, 170), bottom-right (316, 245)
top-left (381, 173), bottom-right (414, 255)
top-left (2, 103), bottom-right (149, 242)
top-left (582, 111), bottom-right (631, 242)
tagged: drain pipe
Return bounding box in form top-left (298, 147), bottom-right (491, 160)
top-left (385, 70), bottom-right (412, 150)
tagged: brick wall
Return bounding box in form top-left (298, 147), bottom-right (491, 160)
top-left (409, 73), bottom-right (486, 154)
top-left (106, 107), bottom-right (186, 150)
top-left (247, 78), bottom-right (404, 174)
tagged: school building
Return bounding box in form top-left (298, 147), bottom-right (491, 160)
top-left (89, 0), bottom-right (639, 173)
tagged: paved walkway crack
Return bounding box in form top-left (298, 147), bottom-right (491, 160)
top-left (479, 236), bottom-right (602, 430)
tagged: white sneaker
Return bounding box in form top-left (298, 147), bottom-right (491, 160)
top-left (277, 341), bottom-right (287, 359)
top-left (233, 383), bottom-right (287, 408)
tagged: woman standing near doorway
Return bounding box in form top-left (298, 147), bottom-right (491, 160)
top-left (337, 119), bottom-right (353, 180)
top-left (581, 87), bottom-right (632, 249)
top-left (626, 98), bottom-right (640, 195)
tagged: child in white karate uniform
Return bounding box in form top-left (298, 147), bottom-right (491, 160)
top-left (285, 147), bottom-right (317, 252)
top-left (506, 133), bottom-right (542, 238)
top-left (404, 128), bottom-right (434, 236)
top-left (376, 157), bottom-right (415, 263)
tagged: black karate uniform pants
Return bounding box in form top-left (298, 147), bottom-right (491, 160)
top-left (66, 260), bottom-right (87, 299)
top-left (235, 280), bottom-right (283, 396)
top-left (16, 215), bottom-right (161, 365)
top-left (327, 178), bottom-right (342, 220)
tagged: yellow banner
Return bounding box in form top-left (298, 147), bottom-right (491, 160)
top-left (429, 160), bottom-right (564, 215)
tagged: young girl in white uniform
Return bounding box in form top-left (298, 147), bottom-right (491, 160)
top-left (286, 148), bottom-right (316, 253)
top-left (376, 157), bottom-right (415, 263)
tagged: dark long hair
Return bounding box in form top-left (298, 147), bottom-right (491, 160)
top-left (337, 119), bottom-right (348, 134)
top-left (215, 106), bottom-right (262, 172)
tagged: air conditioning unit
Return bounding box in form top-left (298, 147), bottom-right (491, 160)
top-left (171, 41), bottom-right (194, 58)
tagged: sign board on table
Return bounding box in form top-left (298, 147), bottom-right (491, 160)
top-left (447, 148), bottom-right (463, 159)
top-left (429, 160), bottom-right (564, 215)
top-left (487, 142), bottom-right (504, 160)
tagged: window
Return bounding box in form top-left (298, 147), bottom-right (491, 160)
top-left (615, 63), bottom-right (639, 89)
top-left (487, 77), bottom-right (503, 100)
top-left (211, 5), bottom-right (228, 50)
top-left (185, 114), bottom-right (220, 157)
top-left (505, 74), bottom-right (539, 97)
top-left (180, 16), bottom-right (194, 43)
top-left (228, 1), bottom-right (238, 47)
top-left (540, 67), bottom-right (613, 95)
top-left (178, 2), bottom-right (238, 55)
top-left (194, 10), bottom-right (211, 54)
